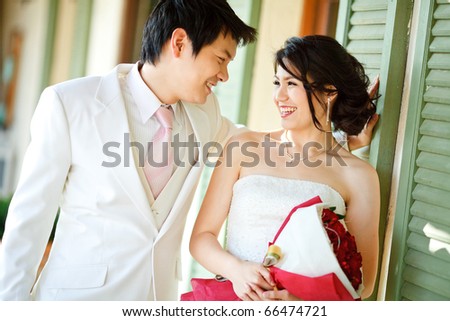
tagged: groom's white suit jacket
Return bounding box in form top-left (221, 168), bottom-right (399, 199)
top-left (0, 64), bottom-right (236, 300)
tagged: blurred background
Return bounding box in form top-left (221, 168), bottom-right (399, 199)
top-left (1, 0), bottom-right (450, 301)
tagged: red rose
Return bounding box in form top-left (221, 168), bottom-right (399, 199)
top-left (322, 208), bottom-right (362, 291)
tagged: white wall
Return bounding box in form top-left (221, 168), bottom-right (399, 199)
top-left (247, 0), bottom-right (304, 131)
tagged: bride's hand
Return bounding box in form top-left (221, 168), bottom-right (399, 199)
top-left (229, 261), bottom-right (275, 301)
top-left (262, 289), bottom-right (302, 301)
top-left (347, 75), bottom-right (380, 151)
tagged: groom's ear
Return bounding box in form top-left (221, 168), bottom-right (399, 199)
top-left (170, 28), bottom-right (189, 58)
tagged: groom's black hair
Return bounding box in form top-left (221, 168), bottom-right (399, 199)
top-left (140, 0), bottom-right (257, 65)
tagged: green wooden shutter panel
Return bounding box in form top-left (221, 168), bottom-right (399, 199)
top-left (404, 1), bottom-right (450, 300)
top-left (336, 0), bottom-right (412, 300)
top-left (345, 0), bottom-right (388, 77)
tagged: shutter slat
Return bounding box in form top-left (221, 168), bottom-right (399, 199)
top-left (351, 0), bottom-right (388, 11)
top-left (430, 37), bottom-right (450, 53)
top-left (428, 53), bottom-right (450, 69)
top-left (422, 103), bottom-right (450, 121)
top-left (416, 152), bottom-right (450, 175)
top-left (411, 200), bottom-right (450, 227)
top-left (420, 119), bottom-right (450, 138)
top-left (423, 87), bottom-right (450, 104)
top-left (350, 10), bottom-right (387, 25)
top-left (346, 40), bottom-right (383, 54)
top-left (403, 266), bottom-right (450, 298)
top-left (364, 69), bottom-right (381, 79)
top-left (412, 184), bottom-right (450, 210)
top-left (435, 4), bottom-right (450, 20)
top-left (425, 70), bottom-right (450, 87)
top-left (433, 20), bottom-right (450, 36)
top-left (402, 282), bottom-right (449, 301)
top-left (348, 25), bottom-right (385, 40)
top-left (347, 54), bottom-right (381, 69)
top-left (414, 168), bottom-right (450, 193)
top-left (407, 232), bottom-right (450, 263)
top-left (408, 216), bottom-right (450, 243)
top-left (418, 136), bottom-right (450, 157)
top-left (405, 249), bottom-right (450, 281)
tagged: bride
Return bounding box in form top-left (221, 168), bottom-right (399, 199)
top-left (189, 35), bottom-right (380, 301)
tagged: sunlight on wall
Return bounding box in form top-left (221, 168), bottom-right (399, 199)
top-left (85, 0), bottom-right (125, 76)
top-left (49, 0), bottom-right (77, 85)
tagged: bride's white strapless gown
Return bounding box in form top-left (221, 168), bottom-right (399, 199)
top-left (225, 175), bottom-right (346, 263)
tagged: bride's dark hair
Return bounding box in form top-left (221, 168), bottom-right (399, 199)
top-left (274, 35), bottom-right (376, 135)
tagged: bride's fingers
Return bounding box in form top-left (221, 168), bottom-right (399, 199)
top-left (263, 289), bottom-right (297, 301)
top-left (239, 282), bottom-right (264, 301)
top-left (257, 266), bottom-right (275, 289)
top-left (242, 263), bottom-right (273, 290)
top-left (365, 113), bottom-right (379, 132)
top-left (262, 289), bottom-right (284, 300)
top-left (240, 293), bottom-right (252, 301)
top-left (248, 282), bottom-right (265, 300)
top-left (368, 75), bottom-right (380, 98)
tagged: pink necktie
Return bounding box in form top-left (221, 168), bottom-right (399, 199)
top-left (144, 105), bottom-right (174, 198)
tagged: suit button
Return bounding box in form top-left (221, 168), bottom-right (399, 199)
top-left (154, 210), bottom-right (159, 215)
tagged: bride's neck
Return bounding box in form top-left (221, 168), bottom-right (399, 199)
top-left (283, 129), bottom-right (334, 150)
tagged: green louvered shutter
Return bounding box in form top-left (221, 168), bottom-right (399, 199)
top-left (335, 0), bottom-right (413, 300)
top-left (394, 0), bottom-right (450, 300)
top-left (341, 0), bottom-right (388, 78)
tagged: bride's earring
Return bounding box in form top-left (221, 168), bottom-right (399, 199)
top-left (326, 97), bottom-right (331, 124)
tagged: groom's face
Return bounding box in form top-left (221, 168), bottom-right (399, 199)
top-left (176, 32), bottom-right (238, 104)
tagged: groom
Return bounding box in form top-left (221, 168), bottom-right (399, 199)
top-left (0, 0), bottom-right (256, 300)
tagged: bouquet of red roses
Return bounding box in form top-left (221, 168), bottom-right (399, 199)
top-left (181, 196), bottom-right (362, 301)
top-left (263, 195), bottom-right (363, 300)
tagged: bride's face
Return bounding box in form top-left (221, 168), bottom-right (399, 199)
top-left (273, 65), bottom-right (327, 131)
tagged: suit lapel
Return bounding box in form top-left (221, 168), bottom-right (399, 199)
top-left (93, 64), bottom-right (158, 231)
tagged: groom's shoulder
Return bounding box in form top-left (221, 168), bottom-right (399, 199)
top-left (50, 64), bottom-right (129, 94)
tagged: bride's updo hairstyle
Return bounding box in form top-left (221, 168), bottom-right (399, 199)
top-left (274, 35), bottom-right (376, 135)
